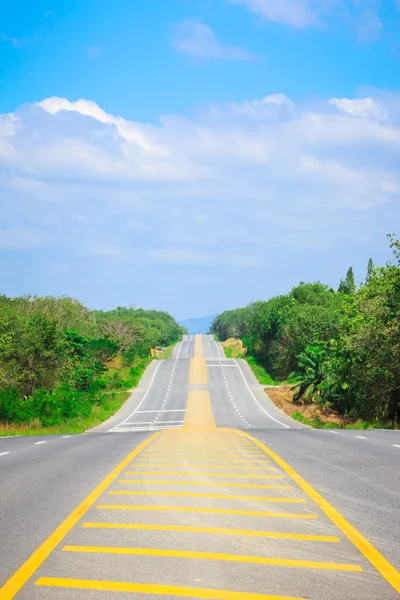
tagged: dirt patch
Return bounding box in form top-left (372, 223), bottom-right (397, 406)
top-left (265, 386), bottom-right (348, 426)
top-left (222, 338), bottom-right (247, 358)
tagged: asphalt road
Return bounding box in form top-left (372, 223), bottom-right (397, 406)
top-left (0, 334), bottom-right (399, 599)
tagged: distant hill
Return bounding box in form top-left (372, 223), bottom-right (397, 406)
top-left (179, 314), bottom-right (217, 335)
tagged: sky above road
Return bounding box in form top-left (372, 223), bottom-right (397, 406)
top-left (1, 0), bottom-right (400, 319)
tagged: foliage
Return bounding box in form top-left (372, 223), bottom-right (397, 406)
top-left (0, 296), bottom-right (180, 428)
top-left (338, 267), bottom-right (356, 295)
top-left (212, 240), bottom-right (400, 424)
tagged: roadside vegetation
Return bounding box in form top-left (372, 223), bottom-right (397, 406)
top-left (212, 235), bottom-right (400, 429)
top-left (0, 298), bottom-right (182, 435)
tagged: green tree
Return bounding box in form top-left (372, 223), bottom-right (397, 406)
top-left (366, 258), bottom-right (375, 284)
top-left (338, 267), bottom-right (356, 296)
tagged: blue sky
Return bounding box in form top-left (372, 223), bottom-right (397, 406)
top-left (1, 0), bottom-right (400, 319)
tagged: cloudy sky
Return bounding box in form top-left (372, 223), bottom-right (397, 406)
top-left (1, 1), bottom-right (400, 319)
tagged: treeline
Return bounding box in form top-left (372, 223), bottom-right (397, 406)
top-left (0, 297), bottom-right (181, 426)
top-left (212, 236), bottom-right (400, 424)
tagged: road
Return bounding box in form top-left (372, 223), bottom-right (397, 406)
top-left (0, 334), bottom-right (399, 599)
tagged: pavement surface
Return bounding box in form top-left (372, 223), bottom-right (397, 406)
top-left (0, 334), bottom-right (399, 599)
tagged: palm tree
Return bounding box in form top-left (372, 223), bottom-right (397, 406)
top-left (291, 343), bottom-right (328, 403)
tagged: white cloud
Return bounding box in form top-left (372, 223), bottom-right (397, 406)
top-left (0, 33), bottom-right (26, 48)
top-left (228, 0), bottom-right (319, 28)
top-left (170, 20), bottom-right (255, 60)
top-left (0, 224), bottom-right (44, 249)
top-left (1, 90), bottom-right (400, 287)
top-left (329, 97), bottom-right (388, 121)
top-left (148, 249), bottom-right (263, 267)
top-left (228, 0), bottom-right (383, 40)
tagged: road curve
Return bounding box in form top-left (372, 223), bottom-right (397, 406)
top-left (0, 334), bottom-right (399, 599)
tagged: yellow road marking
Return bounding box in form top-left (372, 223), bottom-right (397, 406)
top-left (140, 450), bottom-right (263, 455)
top-left (83, 522), bottom-right (340, 542)
top-left (62, 546), bottom-right (362, 572)
top-left (125, 471), bottom-right (284, 478)
top-left (35, 577), bottom-right (302, 600)
top-left (183, 390), bottom-right (215, 428)
top-left (133, 460), bottom-right (272, 464)
top-left (118, 480), bottom-right (292, 489)
top-left (129, 465), bottom-right (277, 470)
top-left (189, 359), bottom-right (208, 385)
top-left (194, 333), bottom-right (204, 358)
top-left (97, 505), bottom-right (316, 518)
top-left (0, 432), bottom-right (161, 600)
top-left (109, 490), bottom-right (304, 502)
top-left (238, 430), bottom-right (400, 594)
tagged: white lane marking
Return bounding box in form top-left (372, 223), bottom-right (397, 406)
top-left (0, 451), bottom-right (11, 456)
top-left (176, 339), bottom-right (183, 360)
top-left (392, 445), bottom-right (400, 448)
top-left (136, 409), bottom-right (186, 413)
top-left (110, 361), bottom-right (163, 431)
top-left (233, 359), bottom-right (290, 429)
top-left (124, 421), bottom-right (154, 425)
top-left (206, 365), bottom-right (238, 367)
top-left (155, 420), bottom-right (185, 424)
top-left (330, 431), bottom-right (339, 433)
top-left (0, 435), bottom-right (22, 439)
top-left (354, 436), bottom-right (367, 439)
top-left (34, 441), bottom-right (47, 445)
top-left (62, 435), bottom-right (72, 438)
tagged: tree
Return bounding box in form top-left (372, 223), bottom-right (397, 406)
top-left (338, 267), bottom-right (356, 296)
top-left (291, 343), bottom-right (328, 404)
top-left (366, 258), bottom-right (375, 284)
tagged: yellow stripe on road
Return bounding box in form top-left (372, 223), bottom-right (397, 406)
top-left (108, 490), bottom-right (304, 502)
top-left (131, 465), bottom-right (277, 470)
top-left (194, 334), bottom-right (204, 359)
top-left (125, 471), bottom-right (284, 478)
top-left (62, 546), bottom-right (362, 572)
top-left (183, 390), bottom-right (215, 428)
top-left (118, 480), bottom-right (292, 489)
top-left (0, 432), bottom-right (161, 600)
top-left (83, 522), bottom-right (340, 542)
top-left (238, 430), bottom-right (400, 594)
top-left (97, 505), bottom-right (317, 518)
top-left (133, 458), bottom-right (271, 469)
top-left (35, 577), bottom-right (303, 600)
top-left (189, 359), bottom-right (208, 385)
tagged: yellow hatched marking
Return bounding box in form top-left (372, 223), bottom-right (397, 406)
top-left (0, 432), bottom-right (161, 600)
top-left (238, 430), bottom-right (400, 594)
top-left (128, 466), bottom-right (277, 471)
top-left (83, 522), bottom-right (340, 542)
top-left (140, 451), bottom-right (263, 455)
top-left (97, 505), bottom-right (316, 518)
top-left (133, 460), bottom-right (271, 465)
top-left (118, 480), bottom-right (292, 489)
top-left (125, 471), bottom-right (284, 478)
top-left (108, 490), bottom-right (304, 502)
top-left (35, 577), bottom-right (302, 600)
top-left (62, 546), bottom-right (362, 572)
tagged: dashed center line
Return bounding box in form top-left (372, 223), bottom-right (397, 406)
top-left (34, 441), bottom-right (47, 445)
top-left (0, 451), bottom-right (11, 456)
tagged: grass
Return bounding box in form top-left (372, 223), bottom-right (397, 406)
top-left (0, 390), bottom-right (130, 437)
top-left (244, 356), bottom-right (279, 386)
top-left (290, 411), bottom-right (398, 430)
top-left (160, 339), bottom-right (180, 360)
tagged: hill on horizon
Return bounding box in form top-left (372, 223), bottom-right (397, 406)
top-left (179, 314), bottom-right (217, 335)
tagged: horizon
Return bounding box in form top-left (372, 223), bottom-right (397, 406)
top-left (1, 1), bottom-right (399, 318)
